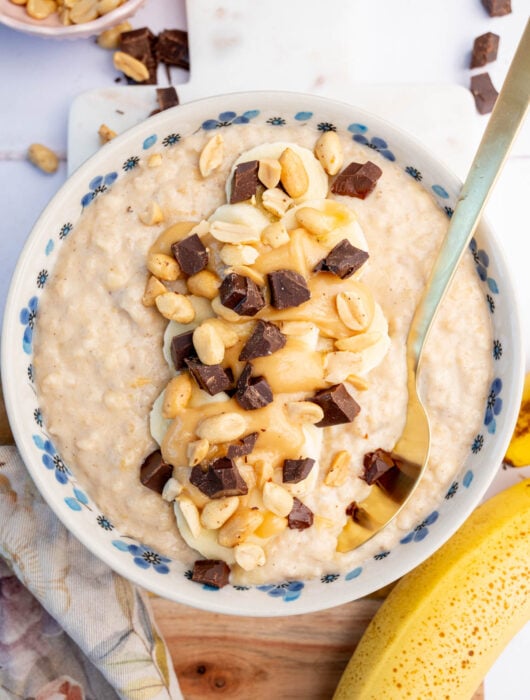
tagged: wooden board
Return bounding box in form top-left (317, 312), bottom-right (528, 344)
top-left (0, 381), bottom-right (484, 699)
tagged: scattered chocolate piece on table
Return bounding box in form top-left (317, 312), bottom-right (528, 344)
top-left (227, 432), bottom-right (259, 459)
top-left (140, 449), bottom-right (173, 493)
top-left (156, 86), bottom-right (179, 111)
top-left (268, 269), bottom-right (310, 309)
top-left (288, 498), bottom-right (314, 530)
top-left (219, 272), bottom-right (265, 316)
top-left (191, 559), bottom-right (231, 588)
top-left (314, 239), bottom-right (369, 279)
top-left (362, 448), bottom-right (399, 486)
top-left (119, 27), bottom-right (158, 84)
top-left (283, 458), bottom-right (315, 484)
top-left (190, 457), bottom-right (249, 498)
top-left (310, 384), bottom-right (361, 427)
top-left (235, 363), bottom-right (273, 410)
top-left (481, 0), bottom-right (511, 16)
top-left (230, 160), bottom-right (260, 204)
top-left (157, 29), bottom-right (190, 70)
top-left (185, 358), bottom-right (234, 395)
top-left (172, 233), bottom-right (209, 275)
top-left (470, 32), bottom-right (500, 68)
top-left (239, 320), bottom-right (287, 360)
top-left (470, 72), bottom-right (499, 114)
top-left (170, 330), bottom-right (197, 370)
top-left (331, 161), bottom-right (383, 199)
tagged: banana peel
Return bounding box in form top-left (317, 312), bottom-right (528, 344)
top-left (333, 479), bottom-right (530, 700)
top-left (504, 372), bottom-right (530, 467)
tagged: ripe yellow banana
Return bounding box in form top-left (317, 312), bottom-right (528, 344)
top-left (333, 479), bottom-right (530, 700)
top-left (504, 372), bottom-right (530, 467)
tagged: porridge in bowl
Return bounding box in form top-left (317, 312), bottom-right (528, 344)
top-left (33, 121), bottom-right (492, 587)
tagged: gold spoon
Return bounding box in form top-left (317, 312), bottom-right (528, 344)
top-left (340, 19), bottom-right (530, 550)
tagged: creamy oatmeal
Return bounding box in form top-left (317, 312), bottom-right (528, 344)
top-left (33, 123), bottom-right (492, 586)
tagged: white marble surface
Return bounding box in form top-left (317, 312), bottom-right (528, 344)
top-left (1, 0), bottom-right (530, 697)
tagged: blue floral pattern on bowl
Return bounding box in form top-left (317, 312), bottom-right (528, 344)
top-left (6, 94), bottom-right (520, 615)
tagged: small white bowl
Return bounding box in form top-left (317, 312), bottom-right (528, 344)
top-left (0, 0), bottom-right (145, 39)
top-left (1, 91), bottom-right (524, 616)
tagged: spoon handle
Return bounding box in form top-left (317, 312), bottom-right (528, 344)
top-left (409, 18), bottom-right (530, 364)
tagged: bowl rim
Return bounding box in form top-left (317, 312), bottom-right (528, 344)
top-left (1, 89), bottom-right (525, 615)
top-left (0, 0), bottom-right (145, 38)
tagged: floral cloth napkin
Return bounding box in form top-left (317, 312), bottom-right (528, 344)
top-left (0, 445), bottom-right (183, 700)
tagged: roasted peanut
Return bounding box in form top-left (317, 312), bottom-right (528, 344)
top-left (177, 495), bottom-right (202, 538)
top-left (155, 292), bottom-right (195, 323)
top-left (147, 153), bottom-right (163, 168)
top-left (192, 322), bottom-right (225, 365)
top-left (209, 220), bottom-right (261, 244)
top-left (220, 243), bottom-right (259, 266)
top-left (199, 133), bottom-right (224, 177)
top-left (258, 158), bottom-right (282, 189)
top-left (162, 374), bottom-right (193, 418)
top-left (279, 147), bottom-right (309, 198)
top-left (336, 288), bottom-right (375, 331)
top-left (201, 496), bottom-right (239, 530)
top-left (217, 507), bottom-right (264, 548)
top-left (69, 0), bottom-right (97, 23)
top-left (314, 131), bottom-right (343, 176)
top-left (187, 439), bottom-right (210, 467)
top-left (196, 412), bottom-right (248, 443)
top-left (324, 450), bottom-right (350, 487)
top-left (97, 21), bottom-right (132, 49)
top-left (142, 275), bottom-right (167, 307)
top-left (262, 481), bottom-right (294, 518)
top-left (162, 477), bottom-right (182, 502)
top-left (98, 123), bottom-right (117, 144)
top-left (149, 221), bottom-right (197, 256)
top-left (228, 265), bottom-right (266, 287)
top-left (27, 143), bottom-right (59, 174)
top-left (335, 332), bottom-right (381, 352)
top-left (186, 269), bottom-right (220, 300)
top-left (295, 206), bottom-right (336, 237)
top-left (113, 51), bottom-right (149, 82)
top-left (261, 222), bottom-right (290, 248)
top-left (262, 187), bottom-right (293, 217)
top-left (146, 252), bottom-right (180, 281)
top-left (26, 0), bottom-right (57, 19)
top-left (286, 401), bottom-right (324, 425)
top-left (139, 201), bottom-right (165, 226)
top-left (96, 0), bottom-right (122, 14)
top-left (234, 542), bottom-right (266, 570)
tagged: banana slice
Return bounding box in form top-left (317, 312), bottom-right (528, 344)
top-left (504, 372), bottom-right (530, 467)
top-left (227, 142), bottom-right (328, 204)
top-left (208, 201), bottom-right (271, 235)
top-left (162, 295), bottom-right (215, 368)
top-left (150, 391), bottom-right (172, 447)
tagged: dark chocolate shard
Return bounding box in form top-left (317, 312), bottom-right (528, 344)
top-left (171, 234), bottom-right (209, 276)
top-left (185, 358), bottom-right (234, 396)
top-left (119, 27), bottom-right (158, 84)
top-left (191, 559), bottom-right (230, 588)
top-left (481, 0), bottom-right (511, 16)
top-left (268, 269), bottom-right (310, 309)
top-left (287, 498), bottom-right (314, 530)
top-left (470, 32), bottom-right (500, 68)
top-left (235, 363), bottom-right (273, 411)
top-left (156, 29), bottom-right (190, 70)
top-left (314, 239), bottom-right (369, 279)
top-left (282, 458), bottom-right (315, 484)
top-left (140, 449), bottom-right (173, 493)
top-left (170, 331), bottom-right (197, 371)
top-left (190, 456), bottom-right (248, 498)
top-left (470, 73), bottom-right (498, 115)
top-left (230, 160), bottom-right (260, 204)
top-left (362, 448), bottom-right (398, 486)
top-left (310, 384), bottom-right (361, 427)
top-left (156, 86), bottom-right (179, 111)
top-left (239, 320), bottom-right (287, 361)
top-left (331, 161), bottom-right (382, 200)
top-left (219, 273), bottom-right (265, 317)
top-left (227, 432), bottom-right (259, 459)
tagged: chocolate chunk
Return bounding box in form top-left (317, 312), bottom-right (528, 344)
top-left (191, 559), bottom-right (230, 588)
top-left (268, 269), bottom-right (310, 309)
top-left (362, 448), bottom-right (398, 485)
top-left (331, 161), bottom-right (382, 200)
top-left (314, 239), bottom-right (369, 279)
top-left (346, 501), bottom-right (371, 528)
top-left (282, 458), bottom-right (315, 484)
top-left (157, 29), bottom-right (190, 70)
top-left (119, 27), bottom-right (158, 84)
top-left (287, 498), bottom-right (314, 530)
top-left (239, 320), bottom-right (287, 361)
top-left (219, 273), bottom-right (265, 316)
top-left (481, 0), bottom-right (511, 16)
top-left (185, 358), bottom-right (233, 396)
top-left (470, 73), bottom-right (498, 115)
top-left (227, 432), bottom-right (259, 459)
top-left (156, 86), bottom-right (179, 111)
top-left (172, 234), bottom-right (209, 276)
top-left (140, 449), bottom-right (172, 493)
top-left (170, 331), bottom-right (197, 371)
top-left (230, 161), bottom-right (260, 204)
top-left (470, 32), bottom-right (500, 68)
top-left (235, 363), bottom-right (273, 411)
top-left (310, 384), bottom-right (361, 427)
top-left (190, 456), bottom-right (248, 498)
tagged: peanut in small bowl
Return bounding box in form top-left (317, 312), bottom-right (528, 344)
top-left (0, 0), bottom-right (145, 39)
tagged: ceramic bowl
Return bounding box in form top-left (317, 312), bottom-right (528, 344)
top-left (0, 0), bottom-right (145, 39)
top-left (1, 91), bottom-right (524, 616)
